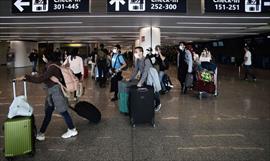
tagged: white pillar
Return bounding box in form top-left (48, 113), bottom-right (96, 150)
top-left (10, 41), bottom-right (38, 68)
top-left (139, 27), bottom-right (160, 55)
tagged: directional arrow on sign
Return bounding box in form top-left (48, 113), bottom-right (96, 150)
top-left (14, 0), bottom-right (30, 12)
top-left (109, 0), bottom-right (125, 11)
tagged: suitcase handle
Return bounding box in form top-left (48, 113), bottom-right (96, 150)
top-left (12, 79), bottom-right (27, 100)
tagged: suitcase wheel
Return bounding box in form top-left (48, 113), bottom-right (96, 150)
top-left (5, 157), bottom-right (14, 161)
top-left (151, 119), bottom-right (156, 128)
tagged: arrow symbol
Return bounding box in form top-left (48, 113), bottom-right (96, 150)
top-left (14, 0), bottom-right (30, 12)
top-left (109, 0), bottom-right (125, 11)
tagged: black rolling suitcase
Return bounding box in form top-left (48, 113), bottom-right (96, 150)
top-left (129, 85), bottom-right (155, 128)
top-left (70, 101), bottom-right (101, 123)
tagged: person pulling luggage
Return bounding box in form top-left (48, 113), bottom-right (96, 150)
top-left (110, 44), bottom-right (127, 101)
top-left (128, 47), bottom-right (161, 112)
top-left (16, 51), bottom-right (78, 141)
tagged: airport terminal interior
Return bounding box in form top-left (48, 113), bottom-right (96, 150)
top-left (0, 0), bottom-right (270, 161)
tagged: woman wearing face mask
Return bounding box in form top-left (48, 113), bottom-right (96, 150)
top-left (177, 42), bottom-right (191, 94)
top-left (110, 45), bottom-right (127, 101)
top-left (16, 51), bottom-right (78, 141)
top-left (129, 47), bottom-right (161, 112)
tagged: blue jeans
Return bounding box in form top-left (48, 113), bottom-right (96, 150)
top-left (154, 92), bottom-right (160, 107)
top-left (159, 71), bottom-right (165, 91)
top-left (32, 61), bottom-right (37, 72)
top-left (40, 105), bottom-right (75, 133)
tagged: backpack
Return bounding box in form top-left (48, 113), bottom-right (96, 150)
top-left (49, 64), bottom-right (79, 98)
top-left (97, 49), bottom-right (107, 61)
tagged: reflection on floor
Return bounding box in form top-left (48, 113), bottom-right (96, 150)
top-left (0, 65), bottom-right (270, 161)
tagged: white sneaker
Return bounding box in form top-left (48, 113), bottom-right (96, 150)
top-left (61, 128), bottom-right (78, 139)
top-left (155, 104), bottom-right (161, 112)
top-left (31, 72), bottom-right (35, 75)
top-left (36, 132), bottom-right (45, 141)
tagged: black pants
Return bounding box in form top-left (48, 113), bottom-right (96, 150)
top-left (97, 60), bottom-right (107, 87)
top-left (244, 65), bottom-right (256, 80)
top-left (110, 72), bottom-right (123, 97)
top-left (177, 67), bottom-right (188, 90)
top-left (74, 73), bottom-right (82, 98)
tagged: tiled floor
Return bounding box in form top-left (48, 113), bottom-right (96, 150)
top-left (0, 65), bottom-right (270, 161)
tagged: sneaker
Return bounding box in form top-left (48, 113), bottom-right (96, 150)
top-left (36, 132), bottom-right (45, 141)
top-left (31, 72), bottom-right (35, 75)
top-left (61, 128), bottom-right (78, 139)
top-left (253, 78), bottom-right (257, 82)
top-left (155, 104), bottom-right (161, 112)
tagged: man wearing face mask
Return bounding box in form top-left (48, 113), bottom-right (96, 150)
top-left (177, 42), bottom-right (193, 94)
top-left (110, 45), bottom-right (127, 101)
top-left (129, 47), bottom-right (161, 112)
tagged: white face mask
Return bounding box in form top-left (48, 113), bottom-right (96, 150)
top-left (134, 53), bottom-right (140, 59)
top-left (42, 55), bottom-right (48, 63)
top-left (179, 46), bottom-right (184, 51)
top-left (113, 49), bottom-right (117, 53)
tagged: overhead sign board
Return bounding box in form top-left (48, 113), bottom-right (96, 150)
top-left (205, 0), bottom-right (270, 13)
top-left (107, 0), bottom-right (186, 13)
top-left (12, 0), bottom-right (89, 13)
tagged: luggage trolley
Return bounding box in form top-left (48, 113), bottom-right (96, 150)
top-left (194, 62), bottom-right (218, 99)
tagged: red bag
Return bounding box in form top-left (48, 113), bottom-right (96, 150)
top-left (195, 80), bottom-right (215, 94)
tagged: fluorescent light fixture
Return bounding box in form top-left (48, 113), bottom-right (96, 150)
top-left (0, 22), bottom-right (83, 25)
top-left (66, 44), bottom-right (83, 47)
top-left (0, 32), bottom-right (139, 35)
top-left (160, 26), bottom-right (246, 29)
top-left (165, 37), bottom-right (217, 41)
top-left (176, 22), bottom-right (268, 26)
top-left (0, 26), bottom-right (141, 29)
top-left (162, 32), bottom-right (258, 35)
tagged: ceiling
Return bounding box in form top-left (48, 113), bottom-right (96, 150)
top-left (0, 0), bottom-right (270, 46)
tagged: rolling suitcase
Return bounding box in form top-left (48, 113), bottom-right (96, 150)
top-left (84, 66), bottom-right (89, 79)
top-left (70, 101), bottom-right (101, 123)
top-left (4, 80), bottom-right (36, 161)
top-left (118, 80), bottom-right (137, 114)
top-left (129, 85), bottom-right (155, 128)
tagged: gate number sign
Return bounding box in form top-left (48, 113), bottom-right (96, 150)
top-left (12, 0), bottom-right (90, 13)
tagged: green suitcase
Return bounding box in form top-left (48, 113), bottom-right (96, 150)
top-left (4, 116), bottom-right (36, 159)
top-left (118, 80), bottom-right (137, 114)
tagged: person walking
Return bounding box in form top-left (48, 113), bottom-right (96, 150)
top-left (177, 42), bottom-right (193, 94)
top-left (17, 51), bottom-right (78, 141)
top-left (110, 45), bottom-right (127, 101)
top-left (129, 47), bottom-right (161, 112)
top-left (242, 47), bottom-right (256, 81)
top-left (63, 48), bottom-right (84, 101)
top-left (28, 49), bottom-right (39, 75)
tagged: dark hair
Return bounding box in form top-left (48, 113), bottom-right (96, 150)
top-left (115, 44), bottom-right (121, 50)
top-left (179, 42), bottom-right (186, 46)
top-left (135, 46), bottom-right (144, 53)
top-left (155, 45), bottom-right (161, 51)
top-left (44, 51), bottom-right (60, 62)
top-left (70, 48), bottom-right (78, 60)
top-left (100, 43), bottom-right (104, 49)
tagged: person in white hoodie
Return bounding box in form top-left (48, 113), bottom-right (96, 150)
top-left (63, 48), bottom-right (84, 100)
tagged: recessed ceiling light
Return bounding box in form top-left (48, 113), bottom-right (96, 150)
top-left (0, 22), bottom-right (83, 25)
